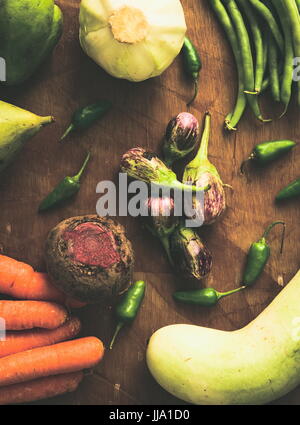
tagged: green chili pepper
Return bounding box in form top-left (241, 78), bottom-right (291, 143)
top-left (173, 286), bottom-right (245, 307)
top-left (60, 100), bottom-right (112, 141)
top-left (241, 140), bottom-right (297, 173)
top-left (276, 178), bottom-right (300, 201)
top-left (182, 36), bottom-right (202, 107)
top-left (109, 280), bottom-right (146, 350)
top-left (242, 221), bottom-right (285, 287)
top-left (38, 152), bottom-right (91, 212)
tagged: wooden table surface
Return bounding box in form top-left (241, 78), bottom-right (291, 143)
top-left (0, 0), bottom-right (299, 405)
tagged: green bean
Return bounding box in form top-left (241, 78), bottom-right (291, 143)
top-left (224, 0), bottom-right (255, 94)
top-left (282, 0), bottom-right (300, 106)
top-left (261, 76), bottom-right (270, 92)
top-left (262, 32), bottom-right (269, 80)
top-left (225, 90), bottom-right (247, 130)
top-left (268, 34), bottom-right (281, 102)
top-left (224, 0), bottom-right (270, 122)
top-left (271, 0), bottom-right (294, 116)
top-left (261, 74), bottom-right (286, 93)
top-left (236, 0), bottom-right (264, 93)
top-left (248, 0), bottom-right (284, 53)
top-left (209, 0), bottom-right (247, 130)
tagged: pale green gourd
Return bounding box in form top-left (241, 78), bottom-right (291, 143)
top-left (0, 0), bottom-right (63, 86)
top-left (147, 269), bottom-right (300, 405)
top-left (0, 101), bottom-right (54, 173)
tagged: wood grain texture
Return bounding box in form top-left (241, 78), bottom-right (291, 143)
top-left (0, 0), bottom-right (299, 405)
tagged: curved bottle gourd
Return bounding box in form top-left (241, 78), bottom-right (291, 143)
top-left (147, 269), bottom-right (300, 405)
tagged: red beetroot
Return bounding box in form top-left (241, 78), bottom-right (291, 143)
top-left (62, 222), bottom-right (121, 268)
top-left (45, 216), bottom-right (134, 303)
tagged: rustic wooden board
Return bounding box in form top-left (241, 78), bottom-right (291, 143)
top-left (0, 0), bottom-right (299, 405)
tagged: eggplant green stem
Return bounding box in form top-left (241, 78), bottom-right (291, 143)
top-left (109, 322), bottom-right (124, 350)
top-left (164, 158), bottom-right (174, 168)
top-left (193, 111), bottom-right (211, 162)
top-left (217, 286), bottom-right (245, 300)
top-left (72, 152), bottom-right (91, 183)
top-left (160, 235), bottom-right (174, 266)
top-left (145, 224), bottom-right (175, 266)
top-left (160, 181), bottom-right (211, 193)
top-left (262, 221), bottom-right (285, 254)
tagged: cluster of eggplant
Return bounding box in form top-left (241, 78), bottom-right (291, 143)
top-left (120, 111), bottom-right (226, 285)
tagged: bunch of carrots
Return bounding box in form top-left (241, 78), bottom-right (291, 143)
top-left (0, 254), bottom-right (104, 405)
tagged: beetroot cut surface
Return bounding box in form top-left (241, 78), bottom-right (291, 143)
top-left (45, 216), bottom-right (135, 304)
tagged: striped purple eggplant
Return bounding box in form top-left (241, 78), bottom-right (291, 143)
top-left (120, 147), bottom-right (210, 193)
top-left (183, 112), bottom-right (226, 226)
top-left (170, 225), bottom-right (212, 281)
top-left (162, 112), bottom-right (200, 167)
top-left (144, 196), bottom-right (179, 265)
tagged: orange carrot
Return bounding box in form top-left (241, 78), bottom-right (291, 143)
top-left (0, 336), bottom-right (104, 387)
top-left (0, 300), bottom-right (68, 330)
top-left (0, 255), bottom-right (86, 308)
top-left (0, 256), bottom-right (63, 301)
top-left (0, 371), bottom-right (83, 405)
top-left (0, 317), bottom-right (81, 358)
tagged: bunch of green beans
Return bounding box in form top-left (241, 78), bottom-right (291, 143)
top-left (209, 0), bottom-right (300, 130)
